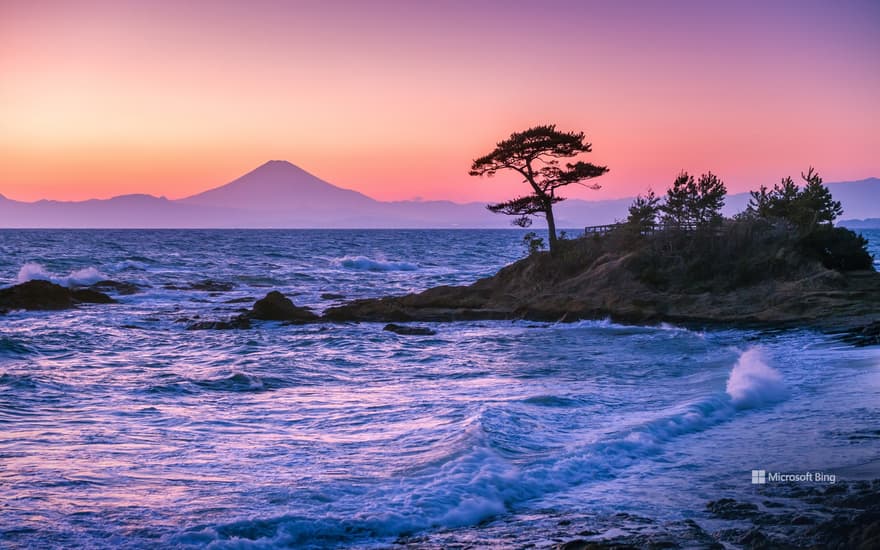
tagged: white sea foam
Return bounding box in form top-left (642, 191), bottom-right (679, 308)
top-left (16, 262), bottom-right (106, 287)
top-left (336, 256), bottom-right (418, 271)
top-left (725, 347), bottom-right (787, 408)
top-left (179, 348), bottom-right (790, 548)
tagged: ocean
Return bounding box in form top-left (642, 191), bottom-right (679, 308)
top-left (1, 229), bottom-right (879, 548)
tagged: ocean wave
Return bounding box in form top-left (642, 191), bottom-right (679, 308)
top-left (146, 372), bottom-right (292, 395)
top-left (725, 347), bottom-right (787, 408)
top-left (0, 372), bottom-right (39, 390)
top-left (520, 395), bottom-right (581, 407)
top-left (175, 347), bottom-right (787, 548)
top-left (0, 336), bottom-right (34, 357)
top-left (16, 262), bottom-right (106, 287)
top-left (335, 256), bottom-right (418, 272)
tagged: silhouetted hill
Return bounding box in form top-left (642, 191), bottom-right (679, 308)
top-left (0, 193), bottom-right (238, 228)
top-left (0, 163), bottom-right (877, 228)
top-left (180, 160), bottom-right (378, 213)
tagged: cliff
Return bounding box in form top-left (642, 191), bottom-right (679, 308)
top-left (324, 223), bottom-right (880, 331)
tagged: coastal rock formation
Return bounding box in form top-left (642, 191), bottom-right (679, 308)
top-left (383, 323), bottom-right (437, 336)
top-left (90, 280), bottom-right (141, 295)
top-left (164, 279), bottom-right (236, 292)
top-left (841, 320), bottom-right (880, 346)
top-left (323, 233), bottom-right (880, 331)
top-left (187, 316), bottom-right (252, 330)
top-left (184, 290), bottom-right (317, 329)
top-left (251, 291), bottom-right (318, 322)
top-left (0, 280), bottom-right (115, 312)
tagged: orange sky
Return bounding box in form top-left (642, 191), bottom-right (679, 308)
top-left (1, 1), bottom-right (878, 203)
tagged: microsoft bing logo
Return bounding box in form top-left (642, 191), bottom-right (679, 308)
top-left (751, 470), bottom-right (766, 484)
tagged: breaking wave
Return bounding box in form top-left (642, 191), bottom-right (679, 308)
top-left (16, 262), bottom-right (106, 287)
top-left (173, 347), bottom-right (787, 548)
top-left (335, 256), bottom-right (418, 271)
top-left (725, 347), bottom-right (787, 408)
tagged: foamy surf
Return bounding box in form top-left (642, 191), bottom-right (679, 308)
top-left (16, 262), bottom-right (106, 287)
top-left (335, 255), bottom-right (418, 271)
top-left (725, 347), bottom-right (787, 408)
top-left (174, 347), bottom-right (790, 548)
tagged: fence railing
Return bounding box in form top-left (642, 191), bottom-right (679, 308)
top-left (583, 222), bottom-right (707, 236)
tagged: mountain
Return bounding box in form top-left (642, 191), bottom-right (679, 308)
top-left (180, 160), bottom-right (378, 213)
top-left (0, 163), bottom-right (877, 228)
top-left (0, 193), bottom-right (241, 228)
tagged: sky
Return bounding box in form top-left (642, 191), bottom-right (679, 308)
top-left (1, 0), bottom-right (878, 203)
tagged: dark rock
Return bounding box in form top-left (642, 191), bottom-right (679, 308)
top-left (71, 288), bottom-right (116, 304)
top-left (383, 323), bottom-right (437, 336)
top-left (164, 280), bottom-right (235, 292)
top-left (319, 235), bottom-right (880, 330)
top-left (736, 528), bottom-right (777, 549)
top-left (187, 315), bottom-right (252, 330)
top-left (89, 280), bottom-right (141, 295)
top-left (224, 296), bottom-right (255, 304)
top-left (321, 293), bottom-right (345, 300)
top-left (790, 515), bottom-right (815, 525)
top-left (190, 280), bottom-right (235, 292)
top-left (841, 321), bottom-right (880, 347)
top-left (0, 280), bottom-right (115, 312)
top-left (251, 291), bottom-right (318, 322)
top-left (555, 540), bottom-right (593, 550)
top-left (706, 498), bottom-right (759, 519)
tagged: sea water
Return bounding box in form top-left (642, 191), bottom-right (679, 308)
top-left (1, 229), bottom-right (878, 548)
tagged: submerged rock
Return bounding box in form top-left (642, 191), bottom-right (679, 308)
top-left (841, 321), bottom-right (880, 347)
top-left (251, 291), bottom-right (318, 322)
top-left (706, 498), bottom-right (759, 519)
top-left (164, 279), bottom-right (236, 292)
top-left (0, 280), bottom-right (115, 312)
top-left (321, 292), bottom-right (345, 300)
top-left (89, 279), bottom-right (141, 295)
top-left (383, 323), bottom-right (437, 336)
top-left (186, 316), bottom-right (252, 330)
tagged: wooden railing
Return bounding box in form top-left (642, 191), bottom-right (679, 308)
top-left (583, 222), bottom-right (707, 236)
top-left (583, 223), bottom-right (622, 235)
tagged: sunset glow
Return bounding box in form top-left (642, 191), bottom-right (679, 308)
top-left (1, 0), bottom-right (878, 202)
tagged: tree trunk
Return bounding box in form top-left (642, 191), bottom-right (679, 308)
top-left (545, 202), bottom-right (559, 254)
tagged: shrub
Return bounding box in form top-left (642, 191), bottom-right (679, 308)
top-left (799, 226), bottom-right (873, 271)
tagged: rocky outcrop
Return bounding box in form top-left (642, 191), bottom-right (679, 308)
top-left (0, 280), bottom-right (115, 312)
top-left (90, 280), bottom-right (141, 295)
top-left (323, 239), bottom-right (880, 332)
top-left (251, 291), bottom-right (318, 322)
top-left (184, 291), bottom-right (318, 329)
top-left (383, 323), bottom-right (437, 336)
top-left (164, 279), bottom-right (235, 292)
top-left (187, 316), bottom-right (252, 330)
top-left (841, 320), bottom-right (880, 346)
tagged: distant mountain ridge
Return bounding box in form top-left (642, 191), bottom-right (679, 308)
top-left (180, 160), bottom-right (378, 212)
top-left (1, 161), bottom-right (877, 228)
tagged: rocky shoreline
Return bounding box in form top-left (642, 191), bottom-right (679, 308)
top-left (392, 476), bottom-right (880, 549)
top-left (318, 243), bottom-right (880, 334)
top-left (3, 244), bottom-right (879, 343)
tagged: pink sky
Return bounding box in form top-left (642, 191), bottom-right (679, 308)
top-left (1, 0), bottom-right (878, 203)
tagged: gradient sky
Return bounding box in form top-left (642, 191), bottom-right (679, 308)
top-left (1, 0), bottom-right (878, 203)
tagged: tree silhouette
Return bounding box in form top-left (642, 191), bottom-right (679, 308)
top-left (469, 124), bottom-right (609, 253)
top-left (660, 171), bottom-right (726, 228)
top-left (626, 189), bottom-right (660, 232)
top-left (660, 172), bottom-right (693, 228)
top-left (746, 168), bottom-right (842, 229)
top-left (796, 167), bottom-right (842, 227)
top-left (747, 176), bottom-right (798, 220)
